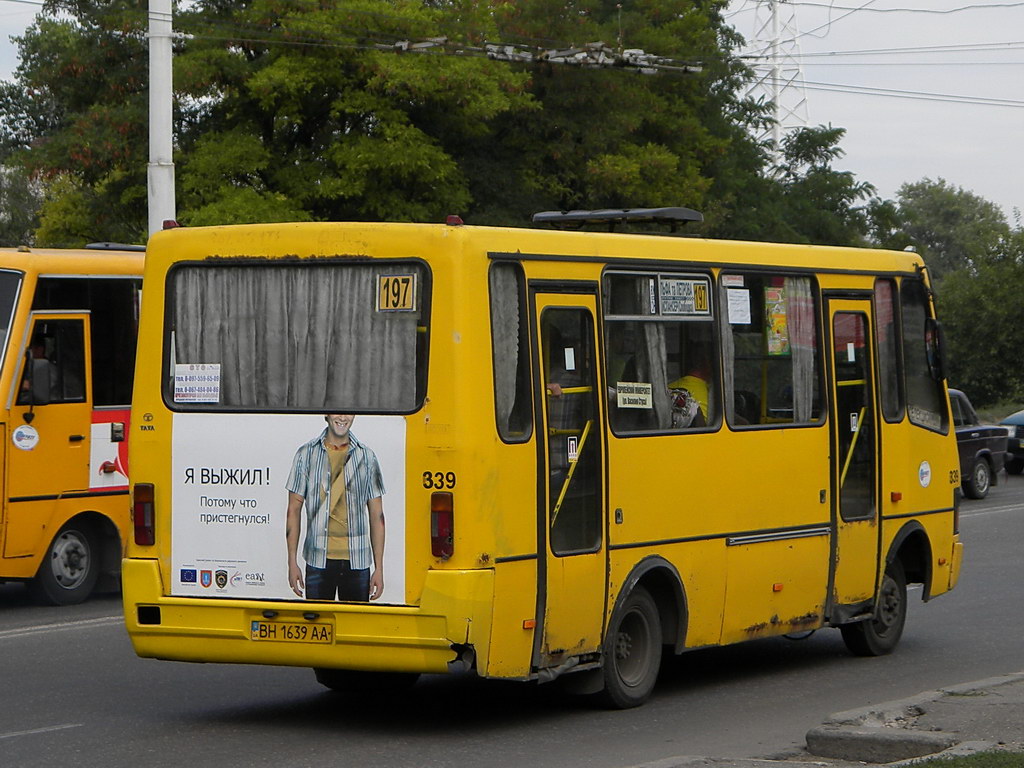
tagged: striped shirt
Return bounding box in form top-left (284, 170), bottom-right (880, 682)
top-left (286, 428), bottom-right (385, 570)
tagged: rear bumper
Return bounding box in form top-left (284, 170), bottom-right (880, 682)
top-left (122, 558), bottom-right (494, 674)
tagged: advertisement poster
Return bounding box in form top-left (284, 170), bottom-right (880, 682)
top-left (765, 287), bottom-right (791, 356)
top-left (171, 413), bottom-right (406, 605)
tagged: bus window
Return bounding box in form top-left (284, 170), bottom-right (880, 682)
top-left (17, 319), bottom-right (87, 404)
top-left (33, 277), bottom-right (141, 406)
top-left (901, 278), bottom-right (948, 433)
top-left (168, 262), bottom-right (429, 412)
top-left (721, 273), bottom-right (821, 427)
top-left (874, 278), bottom-right (904, 422)
top-left (602, 270), bottom-right (717, 434)
top-left (489, 262), bottom-right (532, 442)
top-left (0, 270), bottom-right (21, 369)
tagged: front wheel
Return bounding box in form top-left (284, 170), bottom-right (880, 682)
top-left (964, 458), bottom-right (992, 499)
top-left (840, 560), bottom-right (907, 657)
top-left (29, 522), bottom-right (99, 605)
top-left (599, 586), bottom-right (662, 709)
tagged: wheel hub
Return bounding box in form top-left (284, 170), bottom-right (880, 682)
top-left (51, 532), bottom-right (89, 588)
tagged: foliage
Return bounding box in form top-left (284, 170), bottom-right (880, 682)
top-left (1, 2), bottom-right (150, 245)
top-left (940, 260), bottom-right (1024, 406)
top-left (0, 165), bottom-right (42, 246)
top-left (918, 751), bottom-right (1024, 768)
top-left (890, 178), bottom-right (1012, 281)
top-left (0, 0), bottom-right (888, 248)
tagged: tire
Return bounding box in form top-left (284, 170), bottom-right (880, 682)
top-left (29, 522), bottom-right (99, 605)
top-left (1007, 457), bottom-right (1024, 475)
top-left (840, 560), bottom-right (907, 657)
top-left (314, 668), bottom-right (420, 694)
top-left (599, 586), bottom-right (662, 709)
top-left (964, 458), bottom-right (992, 500)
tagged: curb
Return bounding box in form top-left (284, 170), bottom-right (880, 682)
top-left (805, 672), bottom-right (1024, 763)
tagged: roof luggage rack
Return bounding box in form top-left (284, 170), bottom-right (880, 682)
top-left (531, 207), bottom-right (703, 232)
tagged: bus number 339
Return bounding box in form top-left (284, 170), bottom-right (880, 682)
top-left (423, 471), bottom-right (457, 489)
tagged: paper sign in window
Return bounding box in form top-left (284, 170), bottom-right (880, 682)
top-left (174, 364), bottom-right (221, 403)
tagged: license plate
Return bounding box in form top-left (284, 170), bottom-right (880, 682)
top-left (250, 620), bottom-right (333, 644)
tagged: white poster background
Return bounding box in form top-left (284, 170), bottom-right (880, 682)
top-left (171, 413), bottom-right (406, 604)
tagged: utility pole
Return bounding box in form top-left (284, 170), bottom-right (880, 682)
top-left (148, 0), bottom-right (175, 236)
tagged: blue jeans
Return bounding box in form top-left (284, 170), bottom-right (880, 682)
top-left (305, 559), bottom-right (370, 602)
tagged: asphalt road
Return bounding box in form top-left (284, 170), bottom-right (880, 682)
top-left (1, 479), bottom-right (1021, 768)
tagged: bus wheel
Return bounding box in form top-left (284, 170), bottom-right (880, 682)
top-left (964, 458), bottom-right (992, 499)
top-left (840, 560), bottom-right (907, 657)
top-left (29, 522), bottom-right (99, 605)
top-left (600, 586), bottom-right (661, 709)
top-left (314, 668), bottom-right (420, 694)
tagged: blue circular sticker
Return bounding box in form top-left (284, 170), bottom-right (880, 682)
top-left (12, 424), bottom-right (40, 451)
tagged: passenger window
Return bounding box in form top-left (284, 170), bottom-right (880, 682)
top-left (874, 278), bottom-right (905, 422)
top-left (602, 271), bottom-right (717, 435)
top-left (901, 279), bottom-right (948, 433)
top-left (489, 263), bottom-right (532, 442)
top-left (720, 273), bottom-right (822, 427)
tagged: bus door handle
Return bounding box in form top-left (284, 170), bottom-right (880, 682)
top-left (69, 434), bottom-right (85, 443)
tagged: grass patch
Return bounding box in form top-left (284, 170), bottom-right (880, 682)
top-left (919, 751), bottom-right (1024, 767)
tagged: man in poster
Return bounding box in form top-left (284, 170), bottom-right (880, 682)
top-left (285, 414), bottom-right (386, 601)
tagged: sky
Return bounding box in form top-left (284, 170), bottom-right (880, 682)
top-left (1, 0), bottom-right (1022, 220)
top-left (726, 0), bottom-right (1024, 219)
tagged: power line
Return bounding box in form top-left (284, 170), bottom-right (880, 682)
top-left (799, 77), bottom-right (1024, 106)
top-left (787, 1), bottom-right (1024, 14)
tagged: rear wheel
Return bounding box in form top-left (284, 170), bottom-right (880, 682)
top-left (840, 560), bottom-right (907, 657)
top-left (314, 668), bottom-right (420, 694)
top-left (29, 522), bottom-right (99, 605)
top-left (964, 458), bottom-right (992, 499)
top-left (600, 586), bottom-right (661, 709)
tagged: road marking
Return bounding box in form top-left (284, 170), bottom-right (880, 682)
top-left (0, 723), bottom-right (83, 740)
top-left (961, 503), bottom-right (1021, 518)
top-left (0, 615), bottom-right (121, 641)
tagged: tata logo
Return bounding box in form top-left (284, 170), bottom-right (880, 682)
top-left (215, 569), bottom-right (228, 589)
top-left (200, 570), bottom-right (213, 588)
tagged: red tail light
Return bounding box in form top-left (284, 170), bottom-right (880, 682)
top-left (431, 492), bottom-right (453, 558)
top-left (133, 483), bottom-right (155, 546)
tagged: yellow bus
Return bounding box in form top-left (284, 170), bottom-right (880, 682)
top-left (123, 211), bottom-right (961, 707)
top-left (0, 245), bottom-right (144, 604)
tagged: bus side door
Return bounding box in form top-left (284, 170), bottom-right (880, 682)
top-left (827, 300), bottom-right (880, 612)
top-left (534, 293), bottom-right (606, 667)
top-left (4, 313), bottom-right (92, 558)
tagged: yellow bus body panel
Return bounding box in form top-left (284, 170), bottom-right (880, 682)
top-left (124, 222), bottom-right (961, 682)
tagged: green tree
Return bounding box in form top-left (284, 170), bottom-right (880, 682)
top-left (938, 259), bottom-right (1024, 405)
top-left (174, 0), bottom-right (533, 224)
top-left (0, 1), bottom-right (150, 245)
top-left (890, 178), bottom-right (1011, 281)
top-left (0, 165), bottom-right (42, 246)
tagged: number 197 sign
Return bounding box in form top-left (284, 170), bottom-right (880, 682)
top-left (377, 274), bottom-right (417, 311)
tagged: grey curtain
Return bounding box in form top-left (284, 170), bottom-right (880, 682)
top-left (173, 263), bottom-right (420, 410)
top-left (489, 264), bottom-right (521, 436)
top-left (785, 277), bottom-right (816, 423)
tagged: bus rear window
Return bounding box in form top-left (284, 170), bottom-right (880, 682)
top-left (167, 262), bottom-right (429, 412)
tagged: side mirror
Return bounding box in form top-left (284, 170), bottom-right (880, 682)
top-left (925, 318), bottom-right (948, 382)
top-left (30, 357), bottom-right (52, 406)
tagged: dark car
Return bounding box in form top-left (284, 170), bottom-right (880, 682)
top-left (949, 388), bottom-right (1008, 499)
top-left (1000, 408), bottom-right (1024, 475)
